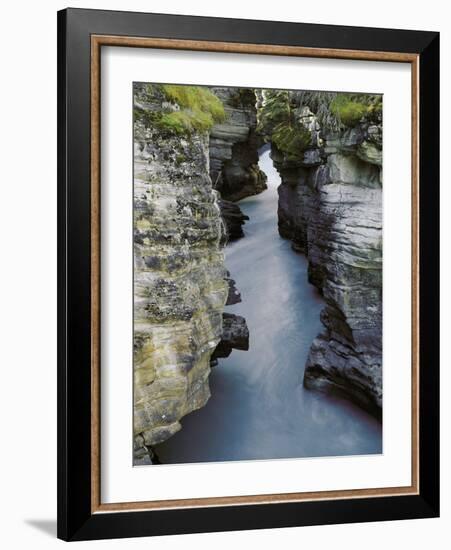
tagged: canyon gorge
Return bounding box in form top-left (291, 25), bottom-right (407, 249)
top-left (133, 83), bottom-right (382, 465)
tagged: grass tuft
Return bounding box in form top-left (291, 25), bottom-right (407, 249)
top-left (330, 94), bottom-right (382, 128)
top-left (159, 85), bottom-right (226, 134)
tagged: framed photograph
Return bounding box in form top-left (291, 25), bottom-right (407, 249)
top-left (57, 8), bottom-right (439, 541)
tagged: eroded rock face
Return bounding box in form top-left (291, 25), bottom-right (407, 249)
top-left (211, 313), bottom-right (250, 360)
top-left (210, 88), bottom-right (267, 201)
top-left (225, 271), bottom-right (242, 306)
top-left (271, 106), bottom-right (383, 417)
top-left (304, 147), bottom-right (382, 416)
top-left (133, 84), bottom-right (229, 455)
top-left (219, 199), bottom-right (249, 242)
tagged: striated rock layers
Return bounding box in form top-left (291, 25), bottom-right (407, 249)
top-left (219, 199), bottom-right (249, 242)
top-left (210, 88), bottom-right (267, 202)
top-left (268, 94), bottom-right (383, 417)
top-left (133, 84), bottom-right (229, 459)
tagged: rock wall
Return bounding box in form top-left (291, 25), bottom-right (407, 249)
top-left (210, 88), bottom-right (267, 202)
top-left (219, 199), bottom-right (249, 242)
top-left (269, 96), bottom-right (383, 417)
top-left (133, 84), bottom-right (229, 460)
top-left (132, 83), bottom-right (381, 467)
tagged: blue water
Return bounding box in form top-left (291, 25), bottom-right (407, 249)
top-left (156, 147), bottom-right (382, 464)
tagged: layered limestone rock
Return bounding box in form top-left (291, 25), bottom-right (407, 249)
top-left (304, 145), bottom-right (382, 417)
top-left (210, 88), bottom-right (267, 202)
top-left (133, 84), bottom-right (229, 458)
top-left (266, 93), bottom-right (383, 417)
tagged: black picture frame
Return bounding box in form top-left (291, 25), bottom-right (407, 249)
top-left (57, 7), bottom-right (439, 541)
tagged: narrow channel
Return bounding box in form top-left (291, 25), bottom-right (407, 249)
top-left (156, 146), bottom-right (382, 464)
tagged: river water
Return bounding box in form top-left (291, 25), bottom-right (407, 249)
top-left (156, 146), bottom-right (382, 464)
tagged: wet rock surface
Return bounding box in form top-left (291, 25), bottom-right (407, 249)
top-left (211, 273), bottom-right (250, 366)
top-left (211, 313), bottom-right (250, 360)
top-left (225, 271), bottom-right (242, 306)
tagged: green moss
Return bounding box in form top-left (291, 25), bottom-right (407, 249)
top-left (175, 153), bottom-right (187, 165)
top-left (159, 85), bottom-right (226, 134)
top-left (258, 90), bottom-right (382, 134)
top-left (162, 85), bottom-right (225, 120)
top-left (330, 94), bottom-right (382, 128)
top-left (134, 84), bottom-right (226, 136)
top-left (330, 95), bottom-right (367, 127)
top-left (158, 109), bottom-right (211, 135)
top-left (257, 90), bottom-right (292, 136)
top-left (272, 123), bottom-right (311, 161)
top-left (366, 99), bottom-right (383, 120)
top-left (134, 105), bottom-right (160, 129)
top-left (258, 90), bottom-right (311, 159)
